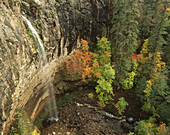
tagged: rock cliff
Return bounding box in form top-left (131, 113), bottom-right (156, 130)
top-left (0, 0), bottom-right (112, 134)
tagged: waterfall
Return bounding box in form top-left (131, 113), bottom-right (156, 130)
top-left (22, 15), bottom-right (59, 122)
top-left (22, 16), bottom-right (45, 54)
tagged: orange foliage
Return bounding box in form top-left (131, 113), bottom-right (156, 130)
top-left (92, 59), bottom-right (101, 78)
top-left (119, 49), bottom-right (123, 52)
top-left (81, 39), bottom-right (89, 52)
top-left (64, 39), bottom-right (94, 81)
top-left (157, 122), bottom-right (169, 135)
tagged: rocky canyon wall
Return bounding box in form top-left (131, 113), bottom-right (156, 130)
top-left (0, 0), bottom-right (112, 134)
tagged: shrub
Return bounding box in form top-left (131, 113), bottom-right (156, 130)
top-left (115, 97), bottom-right (128, 115)
top-left (88, 93), bottom-right (94, 99)
top-left (9, 109), bottom-right (40, 135)
top-left (134, 117), bottom-right (169, 135)
top-left (157, 122), bottom-right (169, 135)
top-left (135, 117), bottom-right (157, 135)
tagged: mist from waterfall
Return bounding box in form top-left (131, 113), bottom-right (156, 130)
top-left (22, 15), bottom-right (58, 122)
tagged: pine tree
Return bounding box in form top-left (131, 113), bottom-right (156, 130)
top-left (111, 0), bottom-right (139, 89)
top-left (139, 0), bottom-right (158, 40)
top-left (148, 0), bottom-right (168, 53)
top-left (136, 0), bottom-right (169, 117)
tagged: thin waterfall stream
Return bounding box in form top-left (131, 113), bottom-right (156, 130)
top-left (22, 15), bottom-right (59, 122)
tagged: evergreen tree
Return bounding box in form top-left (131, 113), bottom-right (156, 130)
top-left (139, 0), bottom-right (158, 40)
top-left (111, 0), bottom-right (139, 89)
top-left (136, 0), bottom-right (169, 118)
top-left (148, 0), bottom-right (168, 53)
top-left (147, 0), bottom-right (169, 116)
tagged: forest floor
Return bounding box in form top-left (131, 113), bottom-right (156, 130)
top-left (41, 87), bottom-right (149, 135)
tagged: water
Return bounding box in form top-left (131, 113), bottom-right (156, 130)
top-left (22, 15), bottom-right (58, 122)
top-left (34, 0), bottom-right (41, 5)
top-left (22, 16), bottom-right (45, 55)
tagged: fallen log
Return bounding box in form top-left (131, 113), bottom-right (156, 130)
top-left (75, 102), bottom-right (125, 120)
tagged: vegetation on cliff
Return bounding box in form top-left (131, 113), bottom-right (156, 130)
top-left (9, 109), bottom-right (40, 135)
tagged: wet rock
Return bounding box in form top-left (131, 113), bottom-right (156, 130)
top-left (126, 116), bottom-right (138, 124)
top-left (127, 117), bottom-right (134, 123)
top-left (42, 117), bottom-right (59, 128)
top-left (120, 121), bottom-right (134, 132)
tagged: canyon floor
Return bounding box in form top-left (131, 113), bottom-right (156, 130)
top-left (41, 88), bottom-right (149, 135)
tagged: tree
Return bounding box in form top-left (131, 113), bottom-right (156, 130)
top-left (147, 0), bottom-right (168, 53)
top-left (139, 0), bottom-right (158, 40)
top-left (111, 0), bottom-right (139, 89)
top-left (135, 0), bottom-right (169, 118)
top-left (94, 37), bottom-right (115, 107)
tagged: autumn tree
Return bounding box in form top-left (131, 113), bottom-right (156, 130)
top-left (64, 39), bottom-right (93, 81)
top-left (94, 37), bottom-right (115, 107)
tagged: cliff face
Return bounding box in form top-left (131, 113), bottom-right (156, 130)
top-left (0, 0), bottom-right (112, 134)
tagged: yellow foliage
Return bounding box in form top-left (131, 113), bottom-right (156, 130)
top-left (88, 93), bottom-right (94, 99)
top-left (81, 39), bottom-right (89, 52)
top-left (32, 129), bottom-right (40, 135)
top-left (147, 80), bottom-right (153, 86)
top-left (142, 52), bottom-right (166, 112)
top-left (98, 100), bottom-right (106, 108)
top-left (148, 53), bottom-right (152, 58)
top-left (130, 82), bottom-right (133, 85)
top-left (92, 59), bottom-right (101, 78)
top-left (131, 71), bottom-right (136, 76)
top-left (152, 52), bottom-right (165, 74)
top-left (141, 39), bottom-right (149, 54)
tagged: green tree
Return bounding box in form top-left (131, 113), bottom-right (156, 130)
top-left (147, 0), bottom-right (168, 53)
top-left (111, 0), bottom-right (139, 89)
top-left (135, 1), bottom-right (169, 119)
top-left (95, 64), bottom-right (115, 107)
top-left (95, 37), bottom-right (111, 66)
top-left (139, 0), bottom-right (158, 40)
top-left (94, 38), bottom-right (115, 107)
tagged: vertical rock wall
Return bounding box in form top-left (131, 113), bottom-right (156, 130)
top-left (0, 0), bottom-right (113, 134)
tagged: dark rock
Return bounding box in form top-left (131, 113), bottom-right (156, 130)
top-left (121, 121), bottom-right (134, 133)
top-left (42, 117), bottom-right (59, 128)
